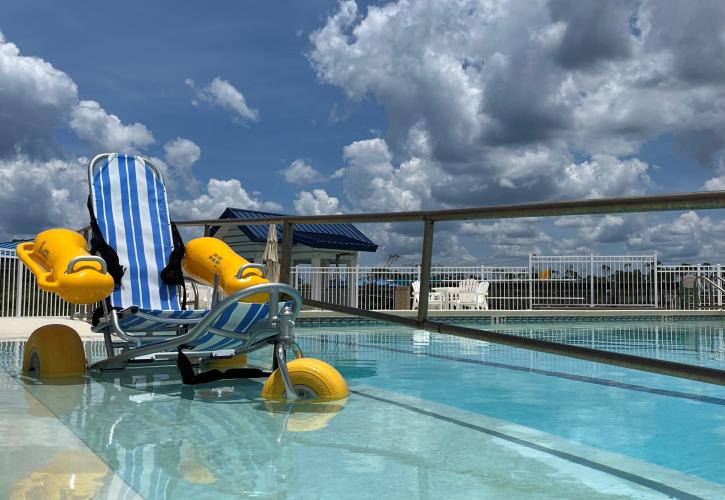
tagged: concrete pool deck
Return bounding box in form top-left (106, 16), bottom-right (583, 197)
top-left (0, 317), bottom-right (101, 340)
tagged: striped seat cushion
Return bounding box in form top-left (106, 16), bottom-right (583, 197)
top-left (118, 301), bottom-right (294, 350)
top-left (91, 154), bottom-right (179, 310)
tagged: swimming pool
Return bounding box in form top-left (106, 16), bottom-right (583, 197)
top-left (1, 317), bottom-right (723, 498)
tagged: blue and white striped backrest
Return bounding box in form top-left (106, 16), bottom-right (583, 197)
top-left (90, 154), bottom-right (180, 310)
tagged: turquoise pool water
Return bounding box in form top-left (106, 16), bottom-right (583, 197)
top-left (1, 318), bottom-right (724, 498)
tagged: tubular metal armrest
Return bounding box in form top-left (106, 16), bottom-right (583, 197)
top-left (236, 263), bottom-right (267, 279)
top-left (90, 282), bottom-right (303, 370)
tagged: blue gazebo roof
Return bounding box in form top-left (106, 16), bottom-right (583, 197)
top-left (0, 239), bottom-right (28, 250)
top-left (212, 208), bottom-right (378, 253)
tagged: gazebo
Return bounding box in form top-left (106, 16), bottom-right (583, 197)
top-left (210, 208), bottom-right (378, 268)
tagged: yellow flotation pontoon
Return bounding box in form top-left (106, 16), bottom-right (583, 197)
top-left (182, 237), bottom-right (270, 303)
top-left (16, 153), bottom-right (348, 406)
top-left (16, 228), bottom-right (115, 304)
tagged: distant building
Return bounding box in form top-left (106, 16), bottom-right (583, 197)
top-left (211, 208), bottom-right (378, 268)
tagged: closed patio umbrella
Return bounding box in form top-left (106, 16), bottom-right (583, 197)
top-left (262, 224), bottom-right (280, 282)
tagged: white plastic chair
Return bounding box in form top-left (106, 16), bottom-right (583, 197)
top-left (476, 281), bottom-right (490, 310)
top-left (455, 279), bottom-right (479, 309)
top-left (411, 280), bottom-right (420, 309)
top-left (411, 280), bottom-right (443, 310)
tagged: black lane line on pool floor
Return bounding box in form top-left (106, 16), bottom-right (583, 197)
top-left (351, 389), bottom-right (705, 500)
top-left (322, 338), bottom-right (725, 406)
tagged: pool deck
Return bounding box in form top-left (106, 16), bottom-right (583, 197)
top-left (0, 318), bottom-right (100, 340)
top-left (1, 309), bottom-right (723, 340)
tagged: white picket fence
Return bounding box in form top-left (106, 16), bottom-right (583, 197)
top-left (2, 249), bottom-right (723, 317)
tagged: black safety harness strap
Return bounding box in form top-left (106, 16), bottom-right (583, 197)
top-left (160, 222), bottom-right (187, 309)
top-left (87, 195), bottom-right (125, 286)
top-left (176, 348), bottom-right (267, 385)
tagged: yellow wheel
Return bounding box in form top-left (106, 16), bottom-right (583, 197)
top-left (207, 353), bottom-right (248, 370)
top-left (261, 358), bottom-right (348, 402)
top-left (23, 324), bottom-right (86, 378)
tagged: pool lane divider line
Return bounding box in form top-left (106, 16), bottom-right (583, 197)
top-left (323, 338), bottom-right (725, 406)
top-left (350, 388), bottom-right (707, 500)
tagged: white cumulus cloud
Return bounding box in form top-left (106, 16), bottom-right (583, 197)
top-left (186, 77), bottom-right (259, 123)
top-left (160, 137), bottom-right (202, 194)
top-left (293, 189), bottom-right (342, 215)
top-left (310, 0), bottom-right (724, 204)
top-left (69, 100), bottom-right (155, 152)
top-left (0, 30), bottom-right (78, 157)
top-left (280, 159), bottom-right (327, 185)
top-left (169, 178), bottom-right (281, 221)
top-left (0, 155), bottom-right (87, 240)
top-left (626, 211), bottom-right (725, 262)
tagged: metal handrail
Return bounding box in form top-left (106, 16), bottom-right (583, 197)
top-left (84, 189), bottom-right (725, 385)
top-left (172, 191), bottom-right (725, 226)
top-left (694, 275), bottom-right (725, 295)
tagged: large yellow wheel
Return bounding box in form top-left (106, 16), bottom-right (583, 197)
top-left (261, 358), bottom-right (348, 402)
top-left (23, 324), bottom-right (86, 378)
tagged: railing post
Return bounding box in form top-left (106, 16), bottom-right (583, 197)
top-left (15, 257), bottom-right (24, 317)
top-left (717, 264), bottom-right (722, 309)
top-left (352, 265), bottom-right (359, 308)
top-left (653, 254), bottom-right (659, 308)
top-left (697, 263), bottom-right (701, 309)
top-left (203, 224), bottom-right (210, 237)
top-left (280, 222), bottom-right (293, 284)
top-left (528, 254), bottom-right (533, 310)
top-left (417, 218), bottom-right (434, 323)
top-left (311, 259), bottom-right (322, 302)
top-left (590, 254), bottom-right (595, 307)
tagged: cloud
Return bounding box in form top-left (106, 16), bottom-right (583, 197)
top-left (0, 155), bottom-right (87, 240)
top-left (461, 220), bottom-right (553, 258)
top-left (0, 31), bottom-right (78, 158)
top-left (186, 77), bottom-right (259, 122)
top-left (547, 0), bottom-right (637, 69)
top-left (0, 32), bottom-right (288, 244)
top-left (293, 189), bottom-right (341, 215)
top-left (69, 100), bottom-right (155, 152)
top-left (310, 0), bottom-right (725, 177)
top-left (307, 0), bottom-right (724, 262)
top-left (164, 137), bottom-right (201, 171)
top-left (340, 138), bottom-right (431, 212)
top-left (280, 159), bottom-right (327, 185)
top-left (626, 211), bottom-right (725, 262)
top-left (169, 178), bottom-right (281, 221)
top-left (557, 155), bottom-right (651, 199)
top-left (157, 137), bottom-right (202, 195)
top-left (701, 158), bottom-right (725, 191)
top-left (703, 176), bottom-right (725, 191)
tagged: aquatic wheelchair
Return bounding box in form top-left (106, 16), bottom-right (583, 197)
top-left (17, 153), bottom-right (348, 402)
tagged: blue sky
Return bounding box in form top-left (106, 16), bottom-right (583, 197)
top-left (1, 0), bottom-right (384, 193)
top-left (1, 0), bottom-right (724, 265)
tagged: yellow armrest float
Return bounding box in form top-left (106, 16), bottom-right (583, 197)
top-left (182, 237), bottom-right (270, 303)
top-left (16, 228), bottom-right (115, 304)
